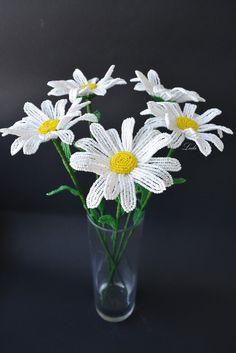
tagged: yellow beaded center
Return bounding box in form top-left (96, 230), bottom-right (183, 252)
top-left (80, 83), bottom-right (97, 90)
top-left (110, 152), bottom-right (138, 174)
top-left (176, 116), bottom-right (199, 131)
top-left (38, 119), bottom-right (60, 134)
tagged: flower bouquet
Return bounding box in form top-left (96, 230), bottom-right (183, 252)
top-left (1, 66), bottom-right (233, 322)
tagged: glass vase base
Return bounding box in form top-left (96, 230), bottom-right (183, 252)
top-left (96, 304), bottom-right (135, 323)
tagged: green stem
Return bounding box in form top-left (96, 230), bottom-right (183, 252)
top-left (167, 148), bottom-right (175, 157)
top-left (53, 139), bottom-right (88, 211)
top-left (86, 102), bottom-right (91, 114)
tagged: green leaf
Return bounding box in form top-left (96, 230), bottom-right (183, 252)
top-left (133, 208), bottom-right (144, 225)
top-left (98, 215), bottom-right (118, 230)
top-left (46, 185), bottom-right (80, 197)
top-left (93, 110), bottom-right (102, 122)
top-left (173, 178), bottom-right (187, 185)
top-left (61, 142), bottom-right (71, 161)
top-left (152, 96), bottom-right (165, 102)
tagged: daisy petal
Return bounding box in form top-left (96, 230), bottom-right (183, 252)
top-left (183, 103), bottom-right (197, 118)
top-left (24, 102), bottom-right (48, 123)
top-left (131, 168), bottom-right (166, 194)
top-left (138, 163), bottom-right (173, 187)
top-left (185, 129), bottom-right (212, 156)
top-left (198, 124), bottom-right (233, 134)
top-left (70, 152), bottom-right (109, 175)
top-left (75, 138), bottom-right (106, 156)
top-left (41, 100), bottom-right (55, 119)
top-left (107, 129), bottom-right (123, 151)
top-left (10, 137), bottom-right (25, 155)
top-left (54, 99), bottom-right (68, 117)
top-left (54, 130), bottom-right (74, 144)
top-left (86, 176), bottom-right (106, 209)
top-left (195, 108), bottom-right (222, 125)
top-left (144, 117), bottom-right (166, 129)
top-left (104, 172), bottom-right (120, 200)
top-left (66, 113), bottom-right (98, 129)
top-left (73, 69), bottom-right (88, 86)
top-left (199, 132), bottom-right (224, 151)
top-left (121, 117), bottom-right (135, 151)
top-left (147, 69), bottom-right (161, 86)
top-left (135, 133), bottom-right (170, 163)
top-left (149, 157), bottom-right (181, 172)
top-left (90, 123), bottom-right (117, 156)
top-left (119, 174), bottom-right (136, 213)
top-left (168, 131), bottom-right (185, 148)
top-left (23, 137), bottom-right (41, 155)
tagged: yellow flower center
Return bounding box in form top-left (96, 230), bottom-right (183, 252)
top-left (110, 152), bottom-right (138, 174)
top-left (38, 119), bottom-right (60, 135)
top-left (80, 83), bottom-right (97, 90)
top-left (176, 116), bottom-right (199, 131)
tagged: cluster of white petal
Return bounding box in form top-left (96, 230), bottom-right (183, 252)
top-left (142, 102), bottom-right (233, 156)
top-left (48, 65), bottom-right (127, 101)
top-left (70, 118), bottom-right (181, 212)
top-left (0, 98), bottom-right (97, 155)
top-left (131, 69), bottom-right (205, 103)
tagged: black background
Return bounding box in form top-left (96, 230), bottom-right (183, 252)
top-left (0, 0), bottom-right (235, 352)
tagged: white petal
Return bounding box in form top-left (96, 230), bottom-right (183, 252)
top-left (69, 88), bottom-right (79, 102)
top-left (135, 71), bottom-right (154, 95)
top-left (54, 99), bottom-right (68, 117)
top-left (183, 103), bottom-right (197, 118)
top-left (121, 117), bottom-right (135, 152)
top-left (119, 174), bottom-right (136, 213)
top-left (24, 102), bottom-right (48, 123)
top-left (86, 176), bottom-right (106, 209)
top-left (133, 82), bottom-right (145, 91)
top-left (168, 131), bottom-right (185, 148)
top-left (149, 157), bottom-right (181, 172)
top-left (131, 168), bottom-right (166, 194)
top-left (195, 108), bottom-right (221, 125)
top-left (93, 86), bottom-right (107, 96)
top-left (144, 117), bottom-right (167, 129)
top-left (168, 87), bottom-right (205, 103)
top-left (41, 100), bottom-right (55, 119)
top-left (107, 129), bottom-right (123, 151)
top-left (103, 78), bottom-right (127, 89)
top-left (70, 152), bottom-right (109, 175)
top-left (199, 132), bottom-right (224, 151)
top-left (147, 69), bottom-right (161, 86)
top-left (198, 123), bottom-right (233, 134)
top-left (75, 138), bottom-right (106, 156)
top-left (104, 172), bottom-right (120, 200)
top-left (10, 137), bottom-right (25, 155)
top-left (47, 80), bottom-right (76, 96)
top-left (133, 125), bottom-right (160, 150)
top-left (135, 133), bottom-right (170, 163)
top-left (90, 123), bottom-right (117, 156)
top-left (184, 129), bottom-right (212, 156)
top-left (66, 114), bottom-right (98, 129)
top-left (138, 163), bottom-right (174, 187)
top-left (54, 130), bottom-right (74, 144)
top-left (72, 69), bottom-right (88, 86)
top-left (23, 137), bottom-right (41, 155)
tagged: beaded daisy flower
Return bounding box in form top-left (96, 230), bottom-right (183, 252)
top-left (131, 69), bottom-right (205, 103)
top-left (70, 118), bottom-right (181, 212)
top-left (142, 101), bottom-right (233, 156)
top-left (48, 65), bottom-right (127, 101)
top-left (0, 98), bottom-right (97, 155)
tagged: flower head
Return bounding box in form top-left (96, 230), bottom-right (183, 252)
top-left (48, 65), bottom-right (127, 101)
top-left (142, 102), bottom-right (233, 156)
top-left (70, 118), bottom-right (181, 212)
top-left (131, 69), bottom-right (205, 103)
top-left (0, 98), bottom-right (97, 155)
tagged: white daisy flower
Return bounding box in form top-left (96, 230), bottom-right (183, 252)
top-left (0, 98), bottom-right (97, 155)
top-left (47, 65), bottom-right (127, 101)
top-left (70, 118), bottom-right (181, 213)
top-left (130, 69), bottom-right (205, 103)
top-left (142, 101), bottom-right (233, 156)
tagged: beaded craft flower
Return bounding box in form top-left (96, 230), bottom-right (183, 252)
top-left (70, 118), bottom-right (181, 212)
top-left (0, 98), bottom-right (97, 155)
top-left (142, 102), bottom-right (233, 156)
top-left (131, 69), bottom-right (205, 103)
top-left (48, 65), bottom-right (127, 101)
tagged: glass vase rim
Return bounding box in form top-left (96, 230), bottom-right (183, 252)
top-left (87, 212), bottom-right (145, 233)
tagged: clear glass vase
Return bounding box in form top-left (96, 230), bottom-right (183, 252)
top-left (87, 212), bottom-right (144, 322)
